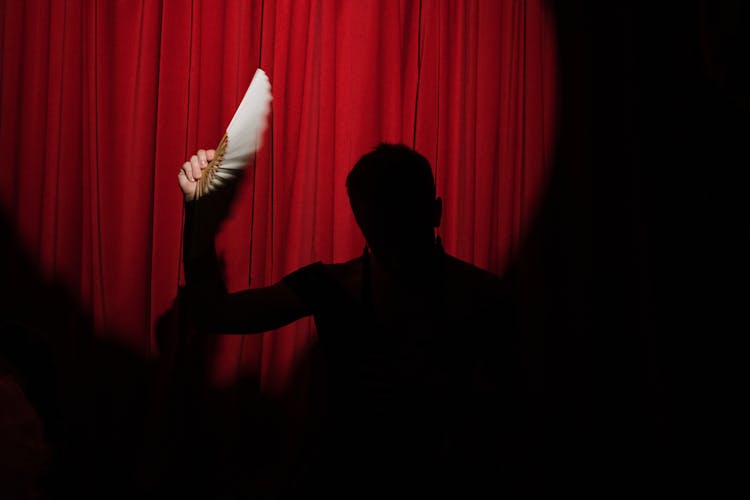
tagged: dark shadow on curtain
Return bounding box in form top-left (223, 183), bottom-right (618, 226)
top-left (507, 0), bottom-right (748, 496)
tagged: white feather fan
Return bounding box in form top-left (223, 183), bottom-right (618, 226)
top-left (194, 68), bottom-right (272, 199)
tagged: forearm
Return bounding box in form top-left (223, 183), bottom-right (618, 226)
top-left (182, 200), bottom-right (228, 333)
top-left (183, 198), bottom-right (220, 258)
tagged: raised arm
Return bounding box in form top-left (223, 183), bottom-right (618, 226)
top-left (179, 148), bottom-right (311, 334)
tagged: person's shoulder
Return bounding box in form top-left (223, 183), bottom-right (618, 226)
top-left (322, 256), bottom-right (364, 296)
top-left (282, 257), bottom-right (363, 308)
top-left (285, 257), bottom-right (362, 285)
top-left (442, 253), bottom-right (510, 306)
top-left (443, 254), bottom-right (504, 287)
top-left (323, 256), bottom-right (362, 279)
top-left (440, 255), bottom-right (514, 340)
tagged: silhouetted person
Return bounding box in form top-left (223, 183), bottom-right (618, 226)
top-left (178, 143), bottom-right (521, 498)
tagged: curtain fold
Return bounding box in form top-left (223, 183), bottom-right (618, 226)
top-left (0, 0), bottom-right (556, 392)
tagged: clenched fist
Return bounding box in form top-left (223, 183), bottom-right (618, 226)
top-left (178, 149), bottom-right (216, 201)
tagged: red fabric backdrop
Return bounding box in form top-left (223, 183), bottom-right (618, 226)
top-left (0, 0), bottom-right (555, 392)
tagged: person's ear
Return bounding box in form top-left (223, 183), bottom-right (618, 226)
top-left (433, 197), bottom-right (443, 228)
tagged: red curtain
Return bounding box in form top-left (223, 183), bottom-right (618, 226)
top-left (0, 0), bottom-right (556, 392)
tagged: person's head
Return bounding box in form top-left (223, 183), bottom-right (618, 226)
top-left (346, 143), bottom-right (442, 268)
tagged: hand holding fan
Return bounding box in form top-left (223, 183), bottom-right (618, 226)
top-left (193, 68), bottom-right (272, 200)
